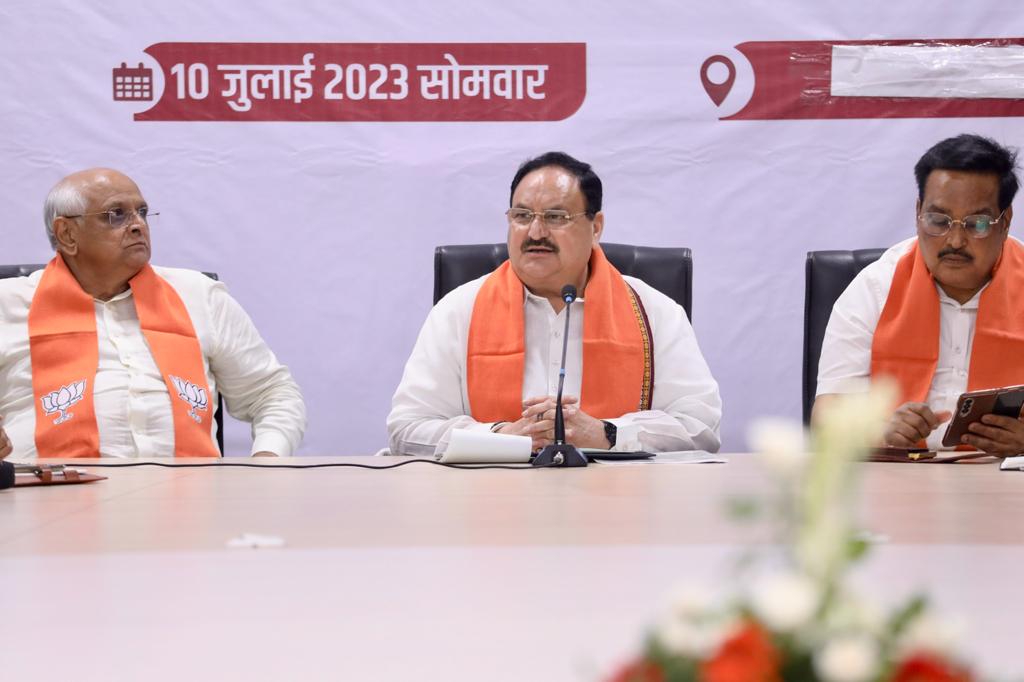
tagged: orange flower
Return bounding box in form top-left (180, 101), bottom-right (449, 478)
top-left (700, 621), bottom-right (781, 682)
top-left (607, 658), bottom-right (665, 682)
top-left (889, 653), bottom-right (974, 682)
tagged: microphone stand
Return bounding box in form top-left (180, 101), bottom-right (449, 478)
top-left (0, 460), bottom-right (13, 490)
top-left (533, 286), bottom-right (588, 468)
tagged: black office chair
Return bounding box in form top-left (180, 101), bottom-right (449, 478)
top-left (0, 263), bottom-right (226, 453)
top-left (433, 242), bottom-right (693, 320)
top-left (802, 249), bottom-right (885, 424)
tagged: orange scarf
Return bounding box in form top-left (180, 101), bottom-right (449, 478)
top-left (466, 245), bottom-right (653, 423)
top-left (28, 255), bottom-right (219, 458)
top-left (871, 239), bottom-right (1024, 405)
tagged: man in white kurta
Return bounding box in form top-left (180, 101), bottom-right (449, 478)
top-left (817, 236), bottom-right (989, 450)
top-left (0, 267), bottom-right (305, 458)
top-left (0, 168), bottom-right (305, 459)
top-left (815, 134), bottom-right (1024, 454)
top-left (388, 152), bottom-right (721, 456)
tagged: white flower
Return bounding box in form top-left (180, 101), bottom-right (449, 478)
top-left (814, 633), bottom-right (880, 682)
top-left (655, 613), bottom-right (736, 658)
top-left (656, 584), bottom-right (736, 657)
top-left (822, 590), bottom-right (886, 636)
top-left (896, 612), bottom-right (965, 658)
top-left (748, 571), bottom-right (820, 632)
top-left (749, 418), bottom-right (808, 477)
top-left (813, 383), bottom-right (897, 455)
top-left (666, 584), bottom-right (715, 621)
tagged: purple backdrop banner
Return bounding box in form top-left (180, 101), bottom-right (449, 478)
top-left (2, 0), bottom-right (1022, 454)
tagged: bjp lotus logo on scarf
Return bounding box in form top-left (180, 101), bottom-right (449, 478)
top-left (41, 380), bottom-right (87, 425)
top-left (170, 375), bottom-right (209, 423)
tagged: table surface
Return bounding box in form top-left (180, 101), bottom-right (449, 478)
top-left (3, 456), bottom-right (1023, 680)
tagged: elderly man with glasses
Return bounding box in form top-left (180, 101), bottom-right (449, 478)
top-left (387, 151), bottom-right (721, 456)
top-left (0, 168), bottom-right (305, 459)
top-left (814, 134), bottom-right (1024, 454)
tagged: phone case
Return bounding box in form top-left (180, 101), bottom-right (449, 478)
top-left (941, 385), bottom-right (1024, 447)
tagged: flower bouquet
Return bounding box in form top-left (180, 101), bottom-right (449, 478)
top-left (609, 388), bottom-right (977, 682)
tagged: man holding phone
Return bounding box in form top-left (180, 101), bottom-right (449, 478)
top-left (814, 134), bottom-right (1024, 454)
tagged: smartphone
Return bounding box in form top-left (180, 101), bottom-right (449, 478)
top-left (941, 385), bottom-right (1024, 448)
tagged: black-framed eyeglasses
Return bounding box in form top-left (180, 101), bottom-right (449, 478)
top-left (505, 208), bottom-right (588, 230)
top-left (917, 210), bottom-right (1005, 239)
top-left (63, 206), bottom-right (158, 229)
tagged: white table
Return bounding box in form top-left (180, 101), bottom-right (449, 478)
top-left (2, 456), bottom-right (1022, 680)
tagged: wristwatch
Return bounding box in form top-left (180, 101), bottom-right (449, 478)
top-left (602, 420), bottom-right (617, 448)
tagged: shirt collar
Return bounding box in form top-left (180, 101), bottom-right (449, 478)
top-left (935, 281), bottom-right (986, 309)
top-left (98, 287), bottom-right (134, 304)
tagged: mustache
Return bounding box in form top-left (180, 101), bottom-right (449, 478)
top-left (938, 247), bottom-right (973, 260)
top-left (522, 238), bottom-right (559, 253)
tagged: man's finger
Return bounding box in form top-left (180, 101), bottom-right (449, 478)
top-left (521, 400), bottom-right (556, 419)
top-left (885, 430), bottom-right (917, 447)
top-left (903, 403), bottom-right (945, 430)
top-left (523, 420), bottom-right (555, 436)
top-left (962, 433), bottom-right (1004, 453)
top-left (967, 422), bottom-right (1010, 440)
top-left (885, 420), bottom-right (924, 446)
top-left (892, 412), bottom-right (931, 440)
top-left (979, 414), bottom-right (1024, 430)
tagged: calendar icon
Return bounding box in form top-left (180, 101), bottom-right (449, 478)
top-left (112, 62), bottom-right (153, 101)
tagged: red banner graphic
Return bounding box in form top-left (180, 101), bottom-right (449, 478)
top-left (712, 38), bottom-right (1024, 120)
top-left (131, 43), bottom-right (586, 122)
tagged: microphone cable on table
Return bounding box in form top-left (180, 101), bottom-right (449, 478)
top-left (55, 459), bottom-right (558, 471)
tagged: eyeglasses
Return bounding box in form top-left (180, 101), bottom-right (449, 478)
top-left (63, 206), bottom-right (158, 229)
top-left (505, 208), bottom-right (588, 230)
top-left (917, 210), bottom-right (1005, 239)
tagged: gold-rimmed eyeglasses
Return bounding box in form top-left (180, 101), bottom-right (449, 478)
top-left (917, 210), bottom-right (1005, 239)
top-left (505, 208), bottom-right (588, 230)
top-left (63, 206), bottom-right (158, 229)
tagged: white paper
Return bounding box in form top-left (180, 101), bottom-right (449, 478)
top-left (439, 429), bottom-right (532, 464)
top-left (1000, 455), bottom-right (1024, 471)
top-left (591, 451), bottom-right (729, 466)
top-left (226, 532), bottom-right (286, 549)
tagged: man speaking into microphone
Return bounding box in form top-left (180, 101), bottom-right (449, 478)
top-left (387, 152), bottom-right (721, 456)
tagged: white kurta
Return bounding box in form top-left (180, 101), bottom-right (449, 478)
top-left (0, 266), bottom-right (306, 459)
top-left (816, 236), bottom-right (997, 449)
top-left (387, 273), bottom-right (722, 456)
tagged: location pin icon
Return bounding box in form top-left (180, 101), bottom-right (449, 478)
top-left (700, 55), bottom-right (736, 107)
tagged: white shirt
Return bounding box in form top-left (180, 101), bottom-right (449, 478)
top-left (816, 236), bottom-right (991, 449)
top-left (387, 274), bottom-right (722, 456)
top-left (0, 266), bottom-right (306, 459)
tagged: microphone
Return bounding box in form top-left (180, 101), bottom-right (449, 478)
top-left (533, 284), bottom-right (588, 468)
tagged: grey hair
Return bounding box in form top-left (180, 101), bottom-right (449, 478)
top-left (42, 179), bottom-right (87, 249)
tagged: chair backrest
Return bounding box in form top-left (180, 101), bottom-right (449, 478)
top-left (802, 249), bottom-right (885, 423)
top-left (433, 242), bottom-right (693, 320)
top-left (0, 263), bottom-right (225, 454)
top-left (0, 264), bottom-right (45, 279)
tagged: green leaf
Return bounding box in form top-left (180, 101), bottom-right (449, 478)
top-left (887, 594), bottom-right (928, 637)
top-left (726, 497), bottom-right (761, 520)
top-left (846, 536), bottom-right (871, 563)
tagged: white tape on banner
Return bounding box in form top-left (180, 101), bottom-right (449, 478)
top-left (831, 45), bottom-right (1024, 99)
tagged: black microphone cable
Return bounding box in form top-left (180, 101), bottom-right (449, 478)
top-left (45, 458), bottom-right (557, 471)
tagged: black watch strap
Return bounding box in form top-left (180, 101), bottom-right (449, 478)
top-left (602, 420), bottom-right (617, 448)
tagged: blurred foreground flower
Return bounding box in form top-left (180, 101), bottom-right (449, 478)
top-left (608, 386), bottom-right (978, 682)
